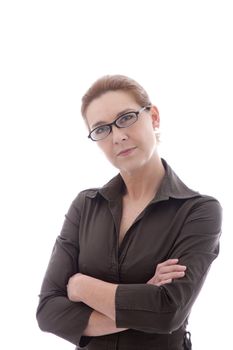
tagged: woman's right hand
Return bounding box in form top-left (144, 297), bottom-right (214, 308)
top-left (147, 258), bottom-right (186, 286)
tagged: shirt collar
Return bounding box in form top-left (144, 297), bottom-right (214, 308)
top-left (87, 158), bottom-right (200, 202)
top-left (153, 158), bottom-right (200, 202)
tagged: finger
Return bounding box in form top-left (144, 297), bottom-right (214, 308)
top-left (150, 278), bottom-right (173, 286)
top-left (159, 271), bottom-right (186, 281)
top-left (157, 279), bottom-right (172, 286)
top-left (157, 259), bottom-right (179, 267)
top-left (158, 264), bottom-right (187, 274)
top-left (148, 269), bottom-right (186, 284)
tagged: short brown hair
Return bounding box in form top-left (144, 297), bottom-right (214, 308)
top-left (81, 74), bottom-right (151, 118)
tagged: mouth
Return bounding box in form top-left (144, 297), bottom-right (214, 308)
top-left (117, 147), bottom-right (137, 157)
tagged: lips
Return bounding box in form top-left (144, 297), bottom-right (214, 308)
top-left (117, 147), bottom-right (137, 156)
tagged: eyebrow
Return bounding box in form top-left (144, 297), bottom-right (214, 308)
top-left (91, 108), bottom-right (135, 129)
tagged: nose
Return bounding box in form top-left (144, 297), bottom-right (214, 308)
top-left (111, 125), bottom-right (128, 143)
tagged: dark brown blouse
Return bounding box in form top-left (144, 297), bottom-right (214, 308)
top-left (36, 159), bottom-right (222, 349)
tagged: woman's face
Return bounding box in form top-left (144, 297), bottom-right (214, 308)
top-left (85, 90), bottom-right (160, 174)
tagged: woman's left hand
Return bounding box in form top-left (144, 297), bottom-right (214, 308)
top-left (147, 259), bottom-right (186, 286)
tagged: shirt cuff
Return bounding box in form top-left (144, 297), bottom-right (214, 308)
top-left (115, 284), bottom-right (176, 333)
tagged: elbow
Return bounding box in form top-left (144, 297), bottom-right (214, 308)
top-left (134, 306), bottom-right (188, 334)
top-left (154, 306), bottom-right (189, 334)
top-left (36, 301), bottom-right (56, 333)
top-left (158, 313), bottom-right (182, 334)
top-left (36, 307), bottom-right (50, 333)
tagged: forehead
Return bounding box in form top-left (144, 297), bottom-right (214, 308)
top-left (85, 90), bottom-right (140, 128)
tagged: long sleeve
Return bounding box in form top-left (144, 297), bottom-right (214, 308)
top-left (115, 197), bottom-right (222, 333)
top-left (36, 194), bottom-right (93, 347)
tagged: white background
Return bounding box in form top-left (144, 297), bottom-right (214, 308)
top-left (0, 1), bottom-right (232, 349)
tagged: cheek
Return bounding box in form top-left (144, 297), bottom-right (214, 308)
top-left (139, 129), bottom-right (157, 151)
top-left (136, 122), bottom-right (155, 141)
top-left (98, 141), bottom-right (114, 159)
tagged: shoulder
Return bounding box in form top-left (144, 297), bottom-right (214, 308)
top-left (189, 194), bottom-right (222, 212)
top-left (184, 194), bottom-right (222, 229)
top-left (72, 187), bottom-right (100, 206)
top-left (65, 187), bottom-right (100, 220)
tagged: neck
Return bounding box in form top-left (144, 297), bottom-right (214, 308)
top-left (120, 154), bottom-right (165, 201)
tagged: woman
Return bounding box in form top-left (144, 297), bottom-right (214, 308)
top-left (36, 75), bottom-right (222, 349)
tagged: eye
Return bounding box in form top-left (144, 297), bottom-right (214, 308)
top-left (117, 112), bottom-right (136, 126)
top-left (93, 125), bottom-right (110, 135)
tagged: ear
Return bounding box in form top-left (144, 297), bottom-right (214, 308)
top-left (150, 105), bottom-right (160, 129)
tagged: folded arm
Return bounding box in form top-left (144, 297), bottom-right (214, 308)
top-left (67, 259), bottom-right (187, 335)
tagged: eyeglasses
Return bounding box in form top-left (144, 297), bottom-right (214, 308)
top-left (88, 105), bottom-right (151, 141)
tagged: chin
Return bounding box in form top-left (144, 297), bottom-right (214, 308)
top-left (108, 152), bottom-right (149, 174)
top-left (116, 161), bottom-right (146, 175)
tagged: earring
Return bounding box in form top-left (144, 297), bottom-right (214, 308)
top-left (154, 127), bottom-right (160, 134)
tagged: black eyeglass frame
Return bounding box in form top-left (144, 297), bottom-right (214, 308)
top-left (88, 105), bottom-right (152, 141)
